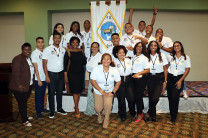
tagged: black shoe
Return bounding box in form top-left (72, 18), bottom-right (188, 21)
top-left (120, 117), bottom-right (126, 122)
top-left (41, 109), bottom-right (50, 114)
top-left (144, 113), bottom-right (150, 121)
top-left (49, 112), bottom-right (54, 119)
top-left (57, 109), bottom-right (67, 115)
top-left (37, 113), bottom-right (44, 119)
top-left (151, 117), bottom-right (157, 122)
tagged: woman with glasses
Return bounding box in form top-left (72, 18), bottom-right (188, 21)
top-left (145, 41), bottom-right (168, 122)
top-left (84, 42), bottom-right (102, 115)
top-left (167, 41), bottom-right (191, 124)
top-left (131, 42), bottom-right (150, 123)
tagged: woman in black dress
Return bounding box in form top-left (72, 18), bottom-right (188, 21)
top-left (64, 37), bottom-right (87, 118)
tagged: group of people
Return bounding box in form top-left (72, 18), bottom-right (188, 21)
top-left (9, 7), bottom-right (191, 128)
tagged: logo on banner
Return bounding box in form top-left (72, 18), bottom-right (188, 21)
top-left (97, 10), bottom-right (121, 49)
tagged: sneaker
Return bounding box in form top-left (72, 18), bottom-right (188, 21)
top-left (41, 109), bottom-right (50, 114)
top-left (57, 109), bottom-right (67, 115)
top-left (49, 112), bottom-right (54, 119)
top-left (183, 90), bottom-right (189, 100)
top-left (163, 90), bottom-right (167, 96)
top-left (28, 116), bottom-right (33, 120)
top-left (23, 121), bottom-right (32, 127)
top-left (37, 113), bottom-right (44, 119)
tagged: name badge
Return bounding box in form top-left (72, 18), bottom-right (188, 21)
top-left (104, 84), bottom-right (110, 92)
top-left (152, 68), bottom-right (156, 75)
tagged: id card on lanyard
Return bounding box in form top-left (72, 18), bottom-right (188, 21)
top-left (151, 56), bottom-right (157, 75)
top-left (103, 70), bottom-right (110, 91)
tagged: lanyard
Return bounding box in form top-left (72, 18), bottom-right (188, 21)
top-left (103, 70), bottom-right (109, 84)
top-left (175, 56), bottom-right (182, 70)
top-left (127, 35), bottom-right (134, 45)
top-left (61, 36), bottom-right (64, 47)
top-left (150, 55), bottom-right (157, 70)
top-left (54, 48), bottom-right (60, 57)
top-left (118, 59), bottom-right (126, 73)
top-left (132, 56), bottom-right (140, 67)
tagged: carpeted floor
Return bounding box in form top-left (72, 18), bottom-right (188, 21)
top-left (0, 92), bottom-right (208, 138)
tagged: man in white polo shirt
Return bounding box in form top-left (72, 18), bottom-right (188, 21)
top-left (43, 32), bottom-right (67, 118)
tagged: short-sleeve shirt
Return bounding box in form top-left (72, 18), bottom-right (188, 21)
top-left (31, 48), bottom-right (45, 81)
top-left (42, 45), bottom-right (66, 72)
top-left (131, 54), bottom-right (150, 73)
top-left (86, 52), bottom-right (102, 73)
top-left (144, 35), bottom-right (156, 48)
top-left (81, 31), bottom-right (92, 58)
top-left (149, 53), bottom-right (168, 74)
top-left (114, 58), bottom-right (132, 76)
top-left (160, 36), bottom-right (173, 58)
top-left (168, 55), bottom-right (191, 76)
top-left (65, 32), bottom-right (83, 48)
top-left (120, 33), bottom-right (142, 57)
top-left (134, 29), bottom-right (146, 37)
top-left (90, 65), bottom-right (121, 95)
top-left (26, 58), bottom-right (34, 85)
top-left (49, 35), bottom-right (67, 48)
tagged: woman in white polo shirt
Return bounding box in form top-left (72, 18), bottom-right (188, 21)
top-left (90, 53), bottom-right (121, 128)
top-left (49, 23), bottom-right (67, 48)
top-left (84, 42), bottom-right (102, 115)
top-left (132, 42), bottom-right (150, 123)
top-left (167, 41), bottom-right (191, 124)
top-left (145, 41), bottom-right (168, 122)
top-left (113, 45), bottom-right (135, 122)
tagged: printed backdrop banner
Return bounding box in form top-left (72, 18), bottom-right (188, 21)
top-left (91, 1), bottom-right (126, 53)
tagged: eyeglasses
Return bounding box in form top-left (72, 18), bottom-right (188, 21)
top-left (150, 45), bottom-right (157, 47)
top-left (173, 45), bottom-right (181, 47)
top-left (125, 26), bottom-right (132, 29)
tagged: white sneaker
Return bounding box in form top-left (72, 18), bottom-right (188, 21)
top-left (23, 121), bottom-right (32, 127)
top-left (28, 116), bottom-right (33, 120)
top-left (163, 90), bottom-right (167, 96)
top-left (183, 90), bottom-right (189, 100)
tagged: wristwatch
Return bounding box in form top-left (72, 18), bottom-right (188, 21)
top-left (161, 46), bottom-right (164, 49)
top-left (111, 91), bottom-right (115, 96)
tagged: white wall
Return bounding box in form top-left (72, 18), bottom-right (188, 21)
top-left (0, 15), bottom-right (25, 63)
top-left (52, 11), bottom-right (208, 81)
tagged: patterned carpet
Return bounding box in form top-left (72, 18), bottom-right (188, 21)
top-left (0, 94), bottom-right (208, 137)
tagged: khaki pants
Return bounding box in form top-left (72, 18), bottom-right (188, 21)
top-left (93, 92), bottom-right (113, 118)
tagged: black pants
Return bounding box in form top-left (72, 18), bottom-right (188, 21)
top-left (116, 75), bottom-right (135, 118)
top-left (48, 71), bottom-right (64, 112)
top-left (12, 86), bottom-right (32, 123)
top-left (133, 74), bottom-right (147, 114)
top-left (147, 72), bottom-right (164, 117)
top-left (167, 73), bottom-right (184, 122)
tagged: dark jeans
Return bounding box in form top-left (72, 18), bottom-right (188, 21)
top-left (48, 71), bottom-right (64, 112)
top-left (34, 80), bottom-right (47, 114)
top-left (167, 73), bottom-right (184, 122)
top-left (133, 74), bottom-right (147, 114)
top-left (147, 72), bottom-right (164, 117)
top-left (12, 86), bottom-right (32, 123)
top-left (116, 75), bottom-right (135, 118)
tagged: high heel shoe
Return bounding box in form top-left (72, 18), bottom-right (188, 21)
top-left (135, 112), bottom-right (144, 123)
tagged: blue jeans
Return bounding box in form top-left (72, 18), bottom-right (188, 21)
top-left (34, 80), bottom-right (47, 114)
top-left (48, 71), bottom-right (64, 112)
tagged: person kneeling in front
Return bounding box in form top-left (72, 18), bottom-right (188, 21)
top-left (90, 53), bottom-right (121, 128)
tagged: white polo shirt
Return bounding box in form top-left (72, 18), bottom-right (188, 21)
top-left (90, 65), bottom-right (121, 95)
top-left (160, 36), bottom-right (173, 58)
top-left (168, 55), bottom-right (191, 76)
top-left (81, 30), bottom-right (92, 58)
top-left (86, 52), bottom-right (102, 73)
top-left (65, 32), bottom-right (83, 48)
top-left (49, 35), bottom-right (67, 48)
top-left (131, 54), bottom-right (150, 74)
top-left (149, 53), bottom-right (168, 74)
top-left (42, 45), bottom-right (65, 72)
top-left (114, 58), bottom-right (132, 76)
top-left (120, 33), bottom-right (142, 57)
top-left (26, 58), bottom-right (34, 85)
top-left (134, 29), bottom-right (146, 37)
top-left (31, 48), bottom-right (45, 81)
top-left (144, 35), bottom-right (156, 48)
top-left (105, 46), bottom-right (116, 60)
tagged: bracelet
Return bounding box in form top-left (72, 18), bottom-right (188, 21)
top-left (161, 46), bottom-right (164, 49)
top-left (164, 81), bottom-right (167, 83)
top-left (99, 89), bottom-right (104, 94)
top-left (153, 13), bottom-right (157, 15)
top-left (111, 91), bottom-right (115, 96)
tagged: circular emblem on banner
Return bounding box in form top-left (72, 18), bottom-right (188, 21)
top-left (101, 22), bottom-right (117, 41)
